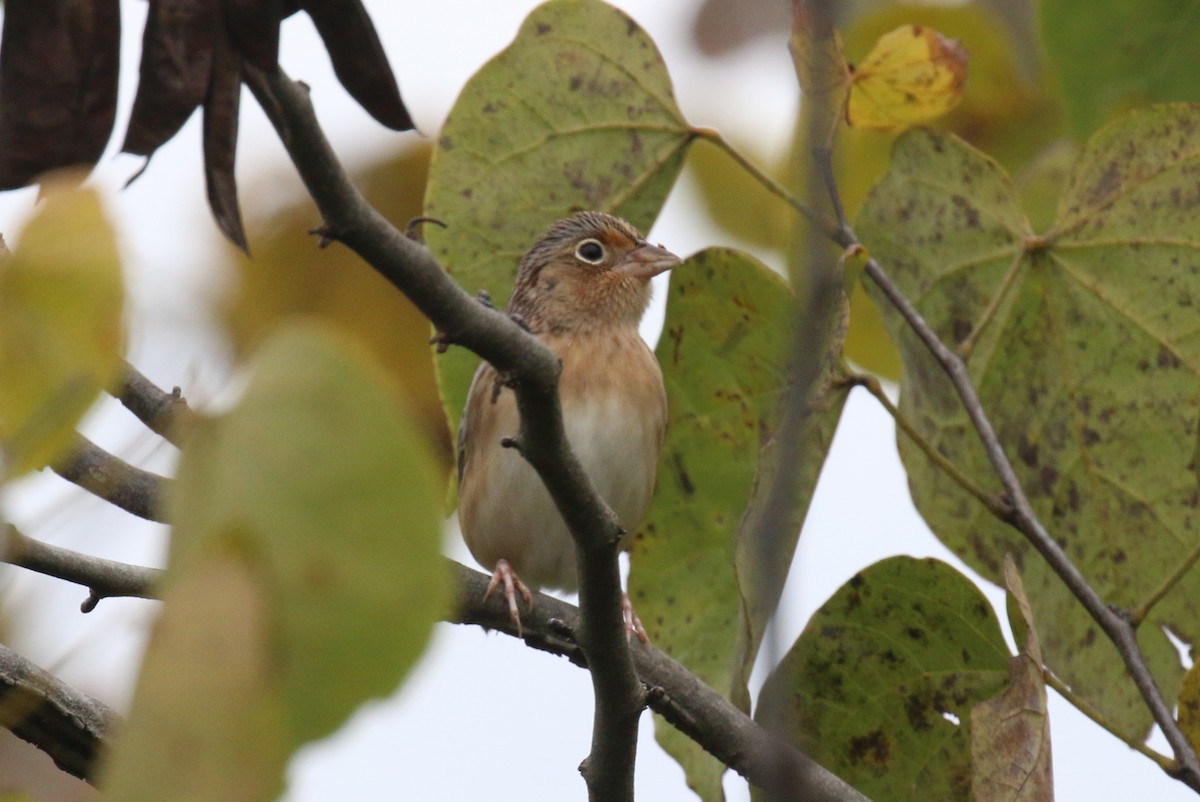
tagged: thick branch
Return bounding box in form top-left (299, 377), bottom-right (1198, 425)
top-left (243, 65), bottom-right (641, 801)
top-left (52, 435), bottom-right (168, 523)
top-left (1, 525), bottom-right (163, 611)
top-left (452, 563), bottom-right (868, 802)
top-left (115, 361), bottom-right (198, 448)
top-left (0, 643), bottom-right (116, 785)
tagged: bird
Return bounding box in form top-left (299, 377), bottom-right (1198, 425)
top-left (457, 210), bottom-right (681, 640)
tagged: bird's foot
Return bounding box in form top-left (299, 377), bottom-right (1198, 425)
top-left (484, 559), bottom-right (534, 638)
top-left (623, 593), bottom-right (649, 643)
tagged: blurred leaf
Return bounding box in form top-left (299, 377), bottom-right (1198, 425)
top-left (733, 293), bottom-right (851, 697)
top-left (1042, 0), bottom-right (1200, 139)
top-left (101, 535), bottom-right (289, 802)
top-left (0, 180), bottom-right (123, 478)
top-left (858, 105), bottom-right (1200, 740)
top-left (225, 141), bottom-right (451, 473)
top-left (122, 0), bottom-right (217, 157)
top-left (630, 248), bottom-right (793, 801)
top-left (758, 557), bottom-right (1010, 801)
top-left (165, 323), bottom-right (447, 750)
top-left (298, 0), bottom-right (413, 130)
top-left (102, 323), bottom-right (450, 799)
top-left (847, 24), bottom-right (968, 133)
top-left (0, 0), bottom-right (120, 188)
top-left (424, 0), bottom-right (691, 434)
top-left (971, 556), bottom-right (1053, 802)
top-left (203, 30), bottom-right (247, 252)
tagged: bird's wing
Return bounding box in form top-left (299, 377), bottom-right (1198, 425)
top-left (457, 360), bottom-right (497, 486)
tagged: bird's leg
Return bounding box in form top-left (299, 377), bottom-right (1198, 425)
top-left (623, 593), bottom-right (649, 643)
top-left (484, 558), bottom-right (534, 638)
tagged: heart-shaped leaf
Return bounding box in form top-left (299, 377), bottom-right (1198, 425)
top-left (423, 0), bottom-right (692, 433)
top-left (857, 103), bottom-right (1200, 738)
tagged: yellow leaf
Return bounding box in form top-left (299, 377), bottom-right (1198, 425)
top-left (0, 176), bottom-right (124, 478)
top-left (847, 24), bottom-right (968, 132)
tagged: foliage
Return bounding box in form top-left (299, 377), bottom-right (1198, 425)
top-left (3, 0), bottom-right (1200, 800)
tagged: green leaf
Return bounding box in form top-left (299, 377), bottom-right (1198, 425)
top-left (423, 0), bottom-right (692, 434)
top-left (857, 104), bottom-right (1200, 740)
top-left (758, 557), bottom-right (1010, 802)
top-left (1041, 0), bottom-right (1200, 138)
top-left (102, 534), bottom-right (289, 802)
top-left (629, 248), bottom-right (794, 800)
top-left (104, 324), bottom-right (446, 796)
top-left (0, 180), bottom-right (123, 478)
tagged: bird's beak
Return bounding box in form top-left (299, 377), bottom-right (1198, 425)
top-left (617, 242), bottom-right (682, 279)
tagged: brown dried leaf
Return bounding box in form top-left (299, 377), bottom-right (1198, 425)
top-left (123, 0), bottom-right (218, 157)
top-left (221, 0), bottom-right (284, 72)
top-left (203, 33), bottom-right (247, 252)
top-left (298, 0), bottom-right (413, 131)
top-left (971, 556), bottom-right (1054, 802)
top-left (0, 0), bottom-right (120, 188)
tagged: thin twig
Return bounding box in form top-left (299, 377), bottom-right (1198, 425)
top-left (0, 525), bottom-right (162, 611)
top-left (841, 372), bottom-right (1009, 519)
top-left (242, 65), bottom-right (642, 802)
top-left (51, 434), bottom-right (169, 523)
top-left (691, 126), bottom-right (843, 244)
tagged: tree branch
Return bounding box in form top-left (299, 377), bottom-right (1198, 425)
top-left (1, 525), bottom-right (163, 611)
top-left (0, 558), bottom-right (867, 801)
top-left (51, 434), bottom-right (169, 523)
top-left (115, 360), bottom-right (198, 448)
top-left (0, 642), bottom-right (116, 785)
top-left (242, 65), bottom-right (642, 802)
top-left (451, 563), bottom-right (868, 802)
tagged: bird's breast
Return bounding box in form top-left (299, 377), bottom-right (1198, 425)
top-left (458, 328), bottom-right (667, 592)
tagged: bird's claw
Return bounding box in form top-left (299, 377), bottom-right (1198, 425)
top-left (404, 215), bottom-right (447, 243)
top-left (485, 559), bottom-right (534, 638)
top-left (623, 593), bottom-right (649, 643)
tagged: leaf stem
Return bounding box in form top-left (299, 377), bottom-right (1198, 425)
top-left (690, 126), bottom-right (843, 243)
top-left (841, 372), bottom-right (1008, 518)
top-left (1043, 669), bottom-right (1175, 772)
top-left (1130, 539), bottom-right (1200, 627)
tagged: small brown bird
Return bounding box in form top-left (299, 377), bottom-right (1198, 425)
top-left (457, 211), bottom-right (681, 638)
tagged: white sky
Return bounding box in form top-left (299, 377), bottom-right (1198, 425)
top-left (0, 1), bottom-right (1192, 800)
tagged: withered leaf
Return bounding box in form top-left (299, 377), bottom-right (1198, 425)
top-left (203, 32), bottom-right (248, 252)
top-left (298, 0), bottom-right (413, 131)
top-left (123, 0), bottom-right (218, 158)
top-left (221, 0), bottom-right (284, 72)
top-left (0, 0), bottom-right (121, 189)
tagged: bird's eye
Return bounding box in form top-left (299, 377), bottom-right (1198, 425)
top-left (574, 239), bottom-right (606, 264)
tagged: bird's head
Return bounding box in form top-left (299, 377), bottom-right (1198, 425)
top-left (508, 211), bottom-right (681, 335)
